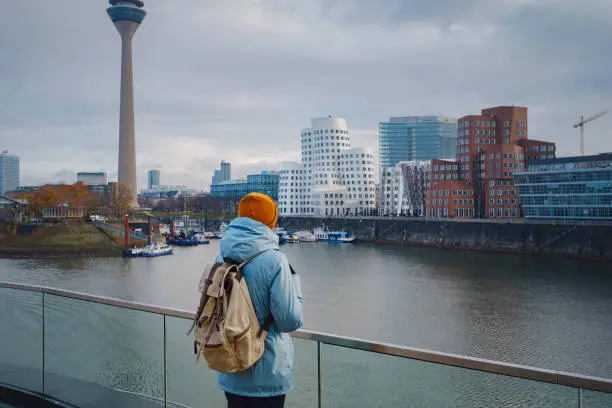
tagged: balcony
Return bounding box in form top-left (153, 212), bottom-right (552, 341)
top-left (1, 282), bottom-right (611, 407)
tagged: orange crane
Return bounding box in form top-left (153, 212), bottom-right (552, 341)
top-left (573, 111), bottom-right (608, 155)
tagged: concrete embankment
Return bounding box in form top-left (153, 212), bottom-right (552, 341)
top-left (278, 217), bottom-right (612, 261)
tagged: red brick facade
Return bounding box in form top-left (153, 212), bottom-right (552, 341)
top-left (516, 139), bottom-right (557, 162)
top-left (424, 106), bottom-right (556, 219)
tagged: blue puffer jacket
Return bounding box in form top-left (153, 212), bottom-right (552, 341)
top-left (216, 217), bottom-right (304, 397)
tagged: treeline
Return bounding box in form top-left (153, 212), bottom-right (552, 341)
top-left (11, 184), bottom-right (241, 219)
top-left (10, 183), bottom-right (133, 218)
top-left (142, 196), bottom-right (240, 216)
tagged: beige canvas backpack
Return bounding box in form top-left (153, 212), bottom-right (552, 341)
top-left (187, 250), bottom-right (273, 373)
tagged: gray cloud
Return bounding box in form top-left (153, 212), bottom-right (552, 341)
top-left (3, 0), bottom-right (611, 190)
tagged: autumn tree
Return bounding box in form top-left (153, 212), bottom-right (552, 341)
top-left (10, 183), bottom-right (92, 217)
top-left (108, 183), bottom-right (133, 217)
top-left (59, 182), bottom-right (90, 207)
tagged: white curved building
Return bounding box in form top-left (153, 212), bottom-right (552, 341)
top-left (279, 116), bottom-right (376, 216)
top-left (379, 160), bottom-right (431, 216)
top-left (278, 162), bottom-right (307, 215)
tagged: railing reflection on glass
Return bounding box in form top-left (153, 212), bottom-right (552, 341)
top-left (0, 282), bottom-right (611, 408)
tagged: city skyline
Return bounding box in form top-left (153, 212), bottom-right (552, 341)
top-left (1, 1), bottom-right (610, 190)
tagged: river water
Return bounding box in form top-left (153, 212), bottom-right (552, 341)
top-left (1, 242), bottom-right (611, 382)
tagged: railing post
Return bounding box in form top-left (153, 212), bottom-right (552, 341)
top-left (148, 214), bottom-right (153, 246)
top-left (42, 292), bottom-right (46, 397)
top-left (164, 314), bottom-right (168, 408)
top-left (317, 341), bottom-right (322, 408)
top-left (124, 214), bottom-right (130, 249)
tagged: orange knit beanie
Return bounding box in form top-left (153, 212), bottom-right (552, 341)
top-left (237, 193), bottom-right (278, 230)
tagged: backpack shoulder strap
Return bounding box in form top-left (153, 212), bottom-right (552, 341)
top-left (258, 314), bottom-right (275, 337)
top-left (221, 248), bottom-right (292, 336)
top-left (238, 248), bottom-right (274, 269)
top-left (223, 249), bottom-right (275, 280)
top-left (187, 261), bottom-right (222, 335)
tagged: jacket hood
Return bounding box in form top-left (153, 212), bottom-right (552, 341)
top-left (220, 217), bottom-right (279, 262)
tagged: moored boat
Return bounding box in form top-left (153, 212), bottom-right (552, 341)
top-left (142, 243), bottom-right (174, 257)
top-left (209, 222), bottom-right (228, 239)
top-left (167, 236), bottom-right (198, 246)
top-left (273, 227), bottom-right (287, 237)
top-left (279, 232), bottom-right (299, 244)
top-left (313, 227), bottom-right (356, 243)
top-left (195, 233), bottom-right (210, 244)
top-left (296, 230), bottom-right (317, 242)
top-left (122, 246), bottom-right (145, 258)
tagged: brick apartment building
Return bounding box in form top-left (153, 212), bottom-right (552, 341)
top-left (425, 159), bottom-right (475, 218)
top-left (425, 106), bottom-right (556, 219)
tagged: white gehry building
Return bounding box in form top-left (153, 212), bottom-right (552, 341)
top-left (278, 116), bottom-right (376, 216)
top-left (278, 162), bottom-right (308, 214)
top-left (379, 160), bottom-right (431, 216)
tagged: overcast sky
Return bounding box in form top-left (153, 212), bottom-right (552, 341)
top-left (1, 0), bottom-right (610, 190)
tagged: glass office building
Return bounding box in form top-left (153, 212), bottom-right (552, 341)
top-left (211, 161), bottom-right (231, 186)
top-left (147, 170), bottom-right (160, 189)
top-left (0, 150), bottom-right (20, 194)
top-left (379, 116), bottom-right (457, 168)
top-left (210, 171), bottom-right (279, 201)
top-left (514, 153), bottom-right (612, 220)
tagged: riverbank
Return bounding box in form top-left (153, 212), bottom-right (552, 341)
top-left (0, 222), bottom-right (142, 258)
top-left (279, 216), bottom-right (612, 261)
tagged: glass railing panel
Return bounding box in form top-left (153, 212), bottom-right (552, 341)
top-left (166, 316), bottom-right (225, 407)
top-left (582, 389), bottom-right (612, 407)
top-left (287, 337), bottom-right (318, 408)
top-left (0, 287), bottom-right (43, 393)
top-left (321, 344), bottom-right (578, 408)
top-left (43, 295), bottom-right (165, 407)
top-left (166, 316), bottom-right (318, 408)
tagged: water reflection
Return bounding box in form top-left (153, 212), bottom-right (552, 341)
top-left (1, 242), bottom-right (611, 378)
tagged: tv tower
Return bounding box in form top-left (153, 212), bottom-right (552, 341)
top-left (106, 0), bottom-right (147, 209)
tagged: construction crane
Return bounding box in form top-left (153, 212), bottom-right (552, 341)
top-left (573, 111), bottom-right (608, 155)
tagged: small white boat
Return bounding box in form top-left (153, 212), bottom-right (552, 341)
top-left (273, 227), bottom-right (287, 236)
top-left (123, 246), bottom-right (145, 257)
top-left (313, 227), bottom-right (356, 243)
top-left (142, 243), bottom-right (174, 257)
top-left (195, 233), bottom-right (210, 244)
top-left (210, 223), bottom-right (228, 239)
top-left (279, 232), bottom-right (299, 244)
top-left (296, 230), bottom-right (317, 242)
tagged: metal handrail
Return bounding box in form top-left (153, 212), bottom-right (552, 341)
top-left (1, 281), bottom-right (611, 394)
